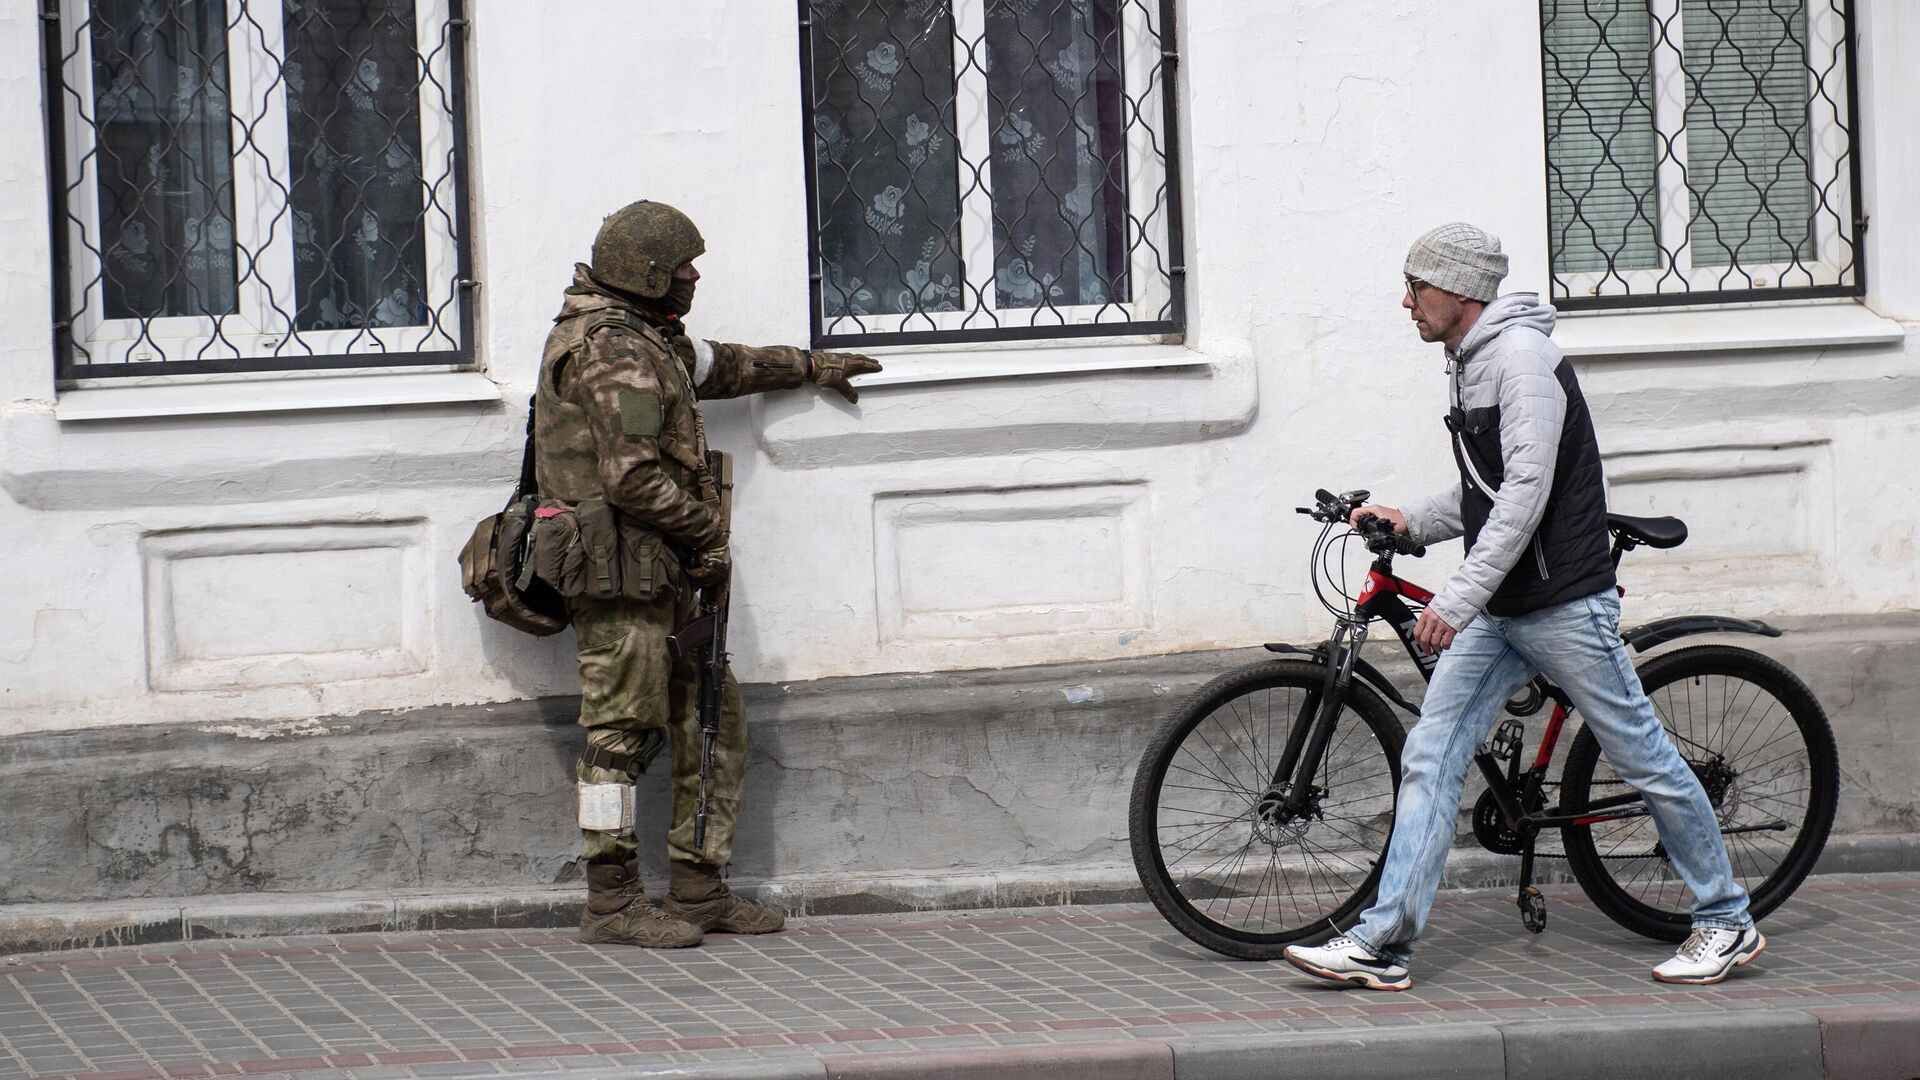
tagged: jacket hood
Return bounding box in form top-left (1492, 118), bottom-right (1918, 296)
top-left (1455, 292), bottom-right (1557, 360)
top-left (556, 263), bottom-right (633, 320)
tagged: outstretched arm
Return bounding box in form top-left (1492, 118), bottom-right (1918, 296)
top-left (688, 340), bottom-right (882, 402)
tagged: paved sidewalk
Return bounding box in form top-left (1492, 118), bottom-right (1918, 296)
top-left (4, 875), bottom-right (1918, 1080)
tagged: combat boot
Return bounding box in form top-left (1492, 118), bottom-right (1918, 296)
top-left (579, 862), bottom-right (703, 948)
top-left (662, 862), bottom-right (785, 934)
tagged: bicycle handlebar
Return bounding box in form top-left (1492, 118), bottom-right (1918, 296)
top-left (1294, 487), bottom-right (1426, 558)
top-left (1356, 514), bottom-right (1427, 558)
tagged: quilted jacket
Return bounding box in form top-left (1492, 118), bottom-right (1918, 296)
top-left (1401, 293), bottom-right (1615, 628)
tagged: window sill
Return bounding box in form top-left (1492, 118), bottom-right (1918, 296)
top-left (752, 337), bottom-right (1251, 468)
top-left (53, 370), bottom-right (503, 422)
top-left (1555, 301), bottom-right (1905, 360)
top-left (849, 341), bottom-right (1204, 389)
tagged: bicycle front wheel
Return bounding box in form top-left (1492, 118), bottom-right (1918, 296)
top-left (1129, 659), bottom-right (1405, 960)
top-left (1561, 644), bottom-right (1838, 942)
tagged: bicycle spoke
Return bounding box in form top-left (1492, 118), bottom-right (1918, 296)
top-left (1561, 648), bottom-right (1835, 940)
top-left (1165, 757), bottom-right (1259, 807)
top-left (1161, 815), bottom-right (1250, 862)
top-left (1186, 722), bottom-right (1261, 804)
top-left (1136, 659), bottom-right (1407, 955)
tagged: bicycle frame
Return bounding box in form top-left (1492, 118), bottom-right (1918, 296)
top-left (1263, 548), bottom-right (1782, 851)
top-left (1185, 493), bottom-right (1828, 942)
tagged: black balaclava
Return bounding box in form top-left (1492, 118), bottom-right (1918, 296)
top-left (659, 276), bottom-right (697, 319)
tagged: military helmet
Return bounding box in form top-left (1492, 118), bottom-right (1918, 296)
top-left (590, 200), bottom-right (706, 299)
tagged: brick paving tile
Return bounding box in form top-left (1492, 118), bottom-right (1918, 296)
top-left (2, 874), bottom-right (1918, 1077)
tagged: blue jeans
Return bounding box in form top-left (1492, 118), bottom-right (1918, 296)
top-left (1347, 589), bottom-right (1751, 964)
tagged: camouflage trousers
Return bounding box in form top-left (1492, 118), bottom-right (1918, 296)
top-left (569, 590), bottom-right (747, 869)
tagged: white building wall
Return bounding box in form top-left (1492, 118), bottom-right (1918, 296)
top-left (1, 1), bottom-right (1916, 736)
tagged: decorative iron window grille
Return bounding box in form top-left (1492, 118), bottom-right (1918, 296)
top-left (1541, 0), bottom-right (1864, 311)
top-left (798, 0), bottom-right (1184, 348)
top-left (41, 0), bottom-right (474, 378)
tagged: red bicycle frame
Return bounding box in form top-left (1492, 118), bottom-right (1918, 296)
top-left (1350, 560), bottom-right (1644, 833)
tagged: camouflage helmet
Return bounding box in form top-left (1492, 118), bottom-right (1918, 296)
top-left (589, 200), bottom-right (706, 299)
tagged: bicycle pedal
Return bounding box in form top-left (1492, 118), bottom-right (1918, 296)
top-left (1517, 885), bottom-right (1547, 934)
top-left (1490, 718), bottom-right (1525, 761)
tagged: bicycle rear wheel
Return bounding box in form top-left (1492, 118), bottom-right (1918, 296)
top-left (1128, 659), bottom-right (1405, 960)
top-left (1561, 644), bottom-right (1838, 942)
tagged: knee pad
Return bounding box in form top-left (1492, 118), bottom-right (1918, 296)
top-left (576, 776), bottom-right (636, 834)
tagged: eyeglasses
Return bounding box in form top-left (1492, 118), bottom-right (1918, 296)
top-left (1405, 277), bottom-right (1428, 306)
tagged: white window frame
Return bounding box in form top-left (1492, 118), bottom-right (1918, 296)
top-left (1550, 0), bottom-right (1856, 302)
top-left (809, 0), bottom-right (1181, 345)
top-left (53, 0), bottom-right (465, 370)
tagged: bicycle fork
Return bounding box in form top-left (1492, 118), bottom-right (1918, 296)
top-left (1264, 620), bottom-right (1370, 825)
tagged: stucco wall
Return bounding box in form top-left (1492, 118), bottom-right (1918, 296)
top-left (2, 0), bottom-right (1918, 738)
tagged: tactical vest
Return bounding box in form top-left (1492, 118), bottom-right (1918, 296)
top-left (533, 304), bottom-right (712, 513)
top-left (531, 301), bottom-right (716, 603)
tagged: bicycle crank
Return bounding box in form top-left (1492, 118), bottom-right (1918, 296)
top-left (1472, 788), bottom-right (1527, 854)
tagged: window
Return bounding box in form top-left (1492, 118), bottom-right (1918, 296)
top-left (799, 0), bottom-right (1184, 347)
top-left (43, 0), bottom-right (473, 377)
top-left (1541, 0), bottom-right (1863, 310)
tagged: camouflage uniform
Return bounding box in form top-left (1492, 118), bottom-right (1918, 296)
top-left (535, 265), bottom-right (813, 872)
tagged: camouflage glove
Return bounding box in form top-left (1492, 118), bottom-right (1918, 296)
top-left (808, 351), bottom-right (883, 404)
top-left (687, 541), bottom-right (730, 588)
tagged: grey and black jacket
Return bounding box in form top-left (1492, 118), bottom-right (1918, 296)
top-left (1401, 293), bottom-right (1614, 629)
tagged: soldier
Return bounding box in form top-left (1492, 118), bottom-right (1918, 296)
top-left (534, 200), bottom-right (880, 948)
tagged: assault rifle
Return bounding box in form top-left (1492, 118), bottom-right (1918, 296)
top-left (667, 448), bottom-right (732, 850)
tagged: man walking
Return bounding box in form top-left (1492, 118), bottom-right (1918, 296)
top-left (535, 199), bottom-right (880, 948)
top-left (1282, 223), bottom-right (1761, 989)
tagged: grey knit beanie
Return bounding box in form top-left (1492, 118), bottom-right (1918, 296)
top-left (1404, 222), bottom-right (1508, 302)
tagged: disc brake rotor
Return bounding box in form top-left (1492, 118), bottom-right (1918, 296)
top-left (1252, 783), bottom-right (1318, 847)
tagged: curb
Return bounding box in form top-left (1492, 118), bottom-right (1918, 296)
top-left (609, 1005), bottom-right (1914, 1080)
top-left (500, 1006), bottom-right (1920, 1080)
top-left (1499, 1009), bottom-right (1822, 1080)
top-left (5, 833), bottom-right (1917, 955)
top-left (822, 1040), bottom-right (1173, 1079)
top-left (1168, 1025), bottom-right (1503, 1080)
top-left (1807, 1004), bottom-right (1920, 1080)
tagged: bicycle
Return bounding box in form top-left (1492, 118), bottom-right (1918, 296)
top-left (1128, 487), bottom-right (1838, 960)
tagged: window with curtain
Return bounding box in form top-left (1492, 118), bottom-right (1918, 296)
top-left (1541, 0), bottom-right (1862, 309)
top-left (801, 0), bottom-right (1184, 347)
top-left (45, 0), bottom-right (472, 375)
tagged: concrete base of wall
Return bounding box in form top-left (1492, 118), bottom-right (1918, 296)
top-left (3, 614), bottom-right (1915, 933)
top-left (2, 832), bottom-right (1914, 956)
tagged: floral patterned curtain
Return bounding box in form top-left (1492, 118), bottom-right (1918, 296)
top-left (284, 0), bottom-right (429, 332)
top-left (983, 0), bottom-right (1127, 311)
top-left (808, 0), bottom-right (965, 323)
top-left (91, 0), bottom-right (238, 320)
top-left (807, 0), bottom-right (1129, 324)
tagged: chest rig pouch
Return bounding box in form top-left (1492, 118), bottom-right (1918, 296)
top-left (520, 308), bottom-right (686, 604)
top-left (525, 498), bottom-right (675, 603)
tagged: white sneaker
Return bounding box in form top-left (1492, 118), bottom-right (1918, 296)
top-left (1283, 936), bottom-right (1412, 991)
top-left (1651, 925), bottom-right (1766, 985)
